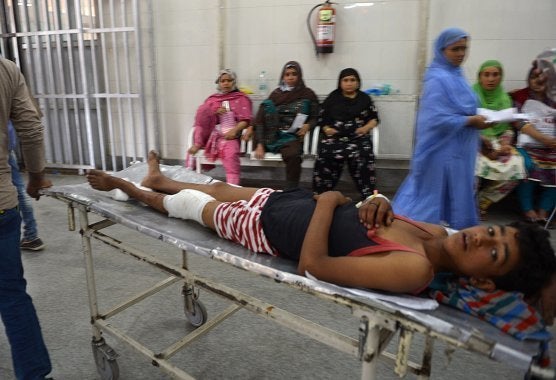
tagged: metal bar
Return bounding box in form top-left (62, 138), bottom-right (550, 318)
top-left (120, 0), bottom-right (136, 162)
top-left (394, 328), bottom-right (413, 377)
top-left (0, 26), bottom-right (135, 36)
top-left (101, 277), bottom-right (181, 320)
top-left (33, 93), bottom-right (140, 99)
top-left (39, 0), bottom-right (63, 164)
top-left (10, 2), bottom-right (30, 84)
top-left (75, 0), bottom-right (96, 168)
top-left (132, 0), bottom-right (148, 160)
top-left (98, 0), bottom-right (117, 170)
top-left (77, 205), bottom-right (102, 340)
top-left (64, 1), bottom-right (85, 166)
top-left (159, 304), bottom-right (241, 359)
top-left (67, 204), bottom-right (75, 232)
top-left (360, 318), bottom-right (380, 380)
top-left (145, 0), bottom-right (160, 152)
top-left (93, 319), bottom-right (196, 380)
top-left (7, 2), bottom-right (21, 68)
top-left (417, 335), bottom-right (433, 380)
top-left (109, 0), bottom-right (127, 169)
top-left (87, 0), bottom-right (107, 170)
top-left (51, 0), bottom-right (73, 165)
top-left (22, 1), bottom-right (53, 162)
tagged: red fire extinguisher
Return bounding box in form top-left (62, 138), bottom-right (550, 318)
top-left (307, 1), bottom-right (336, 55)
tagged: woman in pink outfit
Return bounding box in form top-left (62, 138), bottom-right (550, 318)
top-left (188, 69), bottom-right (252, 185)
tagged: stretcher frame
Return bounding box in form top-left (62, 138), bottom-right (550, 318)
top-left (44, 163), bottom-right (554, 380)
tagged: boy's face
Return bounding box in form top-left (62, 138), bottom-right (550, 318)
top-left (443, 225), bottom-right (521, 280)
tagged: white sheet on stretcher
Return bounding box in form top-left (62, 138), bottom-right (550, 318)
top-left (305, 272), bottom-right (438, 310)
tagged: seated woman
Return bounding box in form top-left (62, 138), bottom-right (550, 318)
top-left (473, 60), bottom-right (526, 219)
top-left (313, 68), bottom-right (380, 201)
top-left (511, 62), bottom-right (556, 223)
top-left (86, 151), bottom-right (556, 299)
top-left (252, 61), bottom-right (319, 189)
top-left (187, 69), bottom-right (252, 185)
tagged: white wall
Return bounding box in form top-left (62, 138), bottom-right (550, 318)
top-left (150, 0), bottom-right (556, 160)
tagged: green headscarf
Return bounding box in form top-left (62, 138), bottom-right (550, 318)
top-left (472, 60), bottom-right (512, 137)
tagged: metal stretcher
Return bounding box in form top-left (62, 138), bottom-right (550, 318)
top-left (43, 163), bottom-right (554, 380)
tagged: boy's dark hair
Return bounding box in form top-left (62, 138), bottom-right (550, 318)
top-left (493, 221), bottom-right (556, 297)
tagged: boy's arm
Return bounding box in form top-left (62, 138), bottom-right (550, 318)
top-left (297, 192), bottom-right (432, 293)
top-left (297, 191), bottom-right (346, 273)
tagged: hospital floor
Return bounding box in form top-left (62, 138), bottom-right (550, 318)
top-left (0, 171), bottom-right (554, 380)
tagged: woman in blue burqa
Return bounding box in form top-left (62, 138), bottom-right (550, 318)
top-left (393, 28), bottom-right (488, 229)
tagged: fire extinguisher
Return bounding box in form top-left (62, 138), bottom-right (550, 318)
top-left (307, 1), bottom-right (336, 55)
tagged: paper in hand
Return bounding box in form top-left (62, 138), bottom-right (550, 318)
top-left (477, 107), bottom-right (529, 123)
top-left (286, 113), bottom-right (309, 133)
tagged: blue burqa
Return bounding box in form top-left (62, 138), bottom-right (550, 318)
top-left (393, 28), bottom-right (480, 229)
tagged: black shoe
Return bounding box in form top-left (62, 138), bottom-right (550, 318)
top-left (20, 237), bottom-right (45, 251)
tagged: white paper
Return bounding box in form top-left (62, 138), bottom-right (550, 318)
top-left (477, 107), bottom-right (529, 123)
top-left (305, 271), bottom-right (438, 310)
top-left (286, 113), bottom-right (308, 133)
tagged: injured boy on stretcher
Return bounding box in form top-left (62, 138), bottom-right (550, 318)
top-left (86, 151), bottom-right (556, 320)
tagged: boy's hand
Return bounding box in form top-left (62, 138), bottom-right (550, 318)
top-left (358, 197), bottom-right (394, 229)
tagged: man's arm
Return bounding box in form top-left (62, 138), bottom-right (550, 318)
top-left (9, 65), bottom-right (51, 198)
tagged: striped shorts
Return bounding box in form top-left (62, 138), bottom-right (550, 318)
top-left (213, 187), bottom-right (277, 255)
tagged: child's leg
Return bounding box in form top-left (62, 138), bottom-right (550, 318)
top-left (220, 140), bottom-right (241, 185)
top-left (538, 186), bottom-right (556, 218)
top-left (517, 180), bottom-right (536, 214)
top-left (87, 169), bottom-right (220, 229)
top-left (88, 170), bottom-right (169, 214)
top-left (141, 150), bottom-right (257, 201)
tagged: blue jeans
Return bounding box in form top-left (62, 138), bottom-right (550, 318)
top-left (8, 151), bottom-right (38, 241)
top-left (0, 207), bottom-right (51, 379)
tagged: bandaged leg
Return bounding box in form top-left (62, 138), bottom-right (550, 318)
top-left (106, 178), bottom-right (152, 201)
top-left (163, 189), bottom-right (215, 226)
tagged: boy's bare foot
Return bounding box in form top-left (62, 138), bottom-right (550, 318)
top-left (86, 170), bottom-right (119, 191)
top-left (141, 150), bottom-right (164, 189)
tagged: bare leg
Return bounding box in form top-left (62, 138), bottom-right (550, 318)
top-left (87, 170), bottom-right (169, 214)
top-left (88, 170), bottom-right (223, 229)
top-left (140, 150), bottom-right (259, 201)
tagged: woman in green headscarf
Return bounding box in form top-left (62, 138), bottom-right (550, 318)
top-left (473, 60), bottom-right (526, 218)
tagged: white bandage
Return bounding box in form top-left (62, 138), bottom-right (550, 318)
top-left (163, 189), bottom-right (215, 226)
top-left (106, 178), bottom-right (152, 202)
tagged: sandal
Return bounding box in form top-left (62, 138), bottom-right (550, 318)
top-left (523, 210), bottom-right (539, 223)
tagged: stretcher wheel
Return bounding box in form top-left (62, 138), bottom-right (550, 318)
top-left (92, 340), bottom-right (120, 380)
top-left (184, 299), bottom-right (207, 327)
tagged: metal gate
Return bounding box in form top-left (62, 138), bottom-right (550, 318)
top-left (0, 0), bottom-right (152, 171)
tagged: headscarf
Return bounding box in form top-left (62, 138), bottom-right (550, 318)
top-left (320, 67), bottom-right (375, 124)
top-left (511, 65), bottom-right (556, 110)
top-left (431, 27), bottom-right (469, 72)
top-left (268, 61), bottom-right (318, 106)
top-left (215, 69), bottom-right (238, 93)
top-left (336, 67), bottom-right (361, 90)
top-left (472, 60), bottom-right (512, 137)
top-left (536, 49), bottom-right (556, 103)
